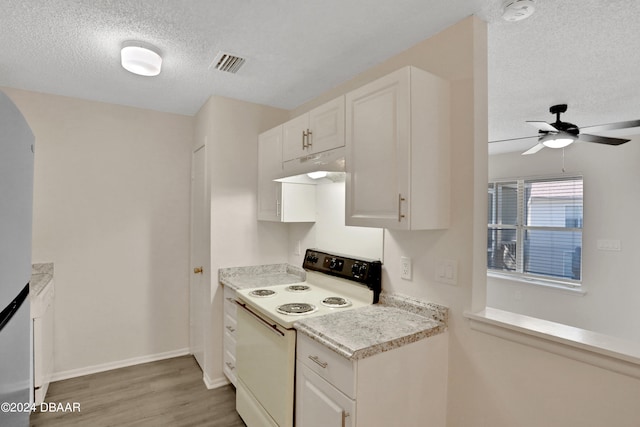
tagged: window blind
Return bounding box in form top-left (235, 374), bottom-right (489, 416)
top-left (488, 176), bottom-right (583, 283)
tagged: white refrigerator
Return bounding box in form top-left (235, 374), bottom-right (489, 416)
top-left (0, 91), bottom-right (35, 427)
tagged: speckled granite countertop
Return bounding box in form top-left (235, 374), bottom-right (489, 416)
top-left (218, 263), bottom-right (306, 291)
top-left (30, 263), bottom-right (54, 296)
top-left (294, 292), bottom-right (448, 360)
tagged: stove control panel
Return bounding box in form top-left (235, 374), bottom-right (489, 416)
top-left (303, 249), bottom-right (382, 302)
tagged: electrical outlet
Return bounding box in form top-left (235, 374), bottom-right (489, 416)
top-left (400, 256), bottom-right (412, 280)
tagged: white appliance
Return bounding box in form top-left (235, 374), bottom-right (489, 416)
top-left (234, 249), bottom-right (382, 427)
top-left (0, 91), bottom-right (35, 427)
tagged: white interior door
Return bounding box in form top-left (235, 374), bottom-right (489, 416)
top-left (190, 145), bottom-right (206, 369)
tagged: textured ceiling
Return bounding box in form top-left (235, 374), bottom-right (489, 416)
top-left (1, 0), bottom-right (638, 153)
top-left (0, 0), bottom-right (484, 116)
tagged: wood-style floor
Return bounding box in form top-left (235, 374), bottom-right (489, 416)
top-left (30, 355), bottom-right (246, 427)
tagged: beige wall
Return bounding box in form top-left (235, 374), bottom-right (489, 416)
top-left (287, 17), bottom-right (640, 426)
top-left (3, 87), bottom-right (194, 376)
top-left (194, 95), bottom-right (290, 385)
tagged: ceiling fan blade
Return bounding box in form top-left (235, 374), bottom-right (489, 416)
top-left (526, 121), bottom-right (558, 132)
top-left (577, 133), bottom-right (630, 146)
top-left (522, 143), bottom-right (545, 155)
top-left (489, 135), bottom-right (538, 144)
top-left (581, 119), bottom-right (640, 133)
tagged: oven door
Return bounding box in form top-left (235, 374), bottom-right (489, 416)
top-left (236, 301), bottom-right (296, 427)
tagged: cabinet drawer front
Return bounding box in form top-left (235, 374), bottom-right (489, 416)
top-left (297, 334), bottom-right (355, 399)
top-left (223, 286), bottom-right (238, 315)
top-left (224, 313), bottom-right (237, 338)
top-left (223, 334), bottom-right (236, 363)
top-left (223, 348), bottom-right (237, 385)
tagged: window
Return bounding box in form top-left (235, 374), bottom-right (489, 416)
top-left (487, 176), bottom-right (583, 284)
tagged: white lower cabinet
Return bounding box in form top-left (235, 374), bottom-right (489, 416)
top-left (296, 363), bottom-right (355, 427)
top-left (296, 332), bottom-right (448, 427)
top-left (222, 285), bottom-right (237, 386)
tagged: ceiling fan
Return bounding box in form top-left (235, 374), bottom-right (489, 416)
top-left (496, 104), bottom-right (640, 155)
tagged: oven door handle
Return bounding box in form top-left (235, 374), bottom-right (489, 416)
top-left (235, 300), bottom-right (285, 337)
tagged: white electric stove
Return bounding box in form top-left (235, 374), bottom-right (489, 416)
top-left (234, 249), bottom-right (382, 427)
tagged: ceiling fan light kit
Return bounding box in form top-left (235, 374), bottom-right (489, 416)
top-left (540, 132), bottom-right (576, 148)
top-left (515, 104), bottom-right (636, 155)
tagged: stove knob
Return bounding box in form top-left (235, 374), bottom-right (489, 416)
top-left (359, 264), bottom-right (368, 276)
top-left (329, 258), bottom-right (338, 269)
top-left (351, 263), bottom-right (361, 276)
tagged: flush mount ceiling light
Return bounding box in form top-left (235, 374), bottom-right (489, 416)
top-left (502, 0), bottom-right (536, 22)
top-left (121, 41), bottom-right (162, 76)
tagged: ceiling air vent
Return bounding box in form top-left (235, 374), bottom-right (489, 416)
top-left (210, 51), bottom-right (246, 74)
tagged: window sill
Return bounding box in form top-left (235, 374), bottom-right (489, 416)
top-left (465, 307), bottom-right (640, 379)
top-left (487, 271), bottom-right (586, 296)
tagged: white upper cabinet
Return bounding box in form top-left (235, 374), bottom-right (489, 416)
top-left (257, 126), bottom-right (316, 222)
top-left (345, 66), bottom-right (450, 230)
top-left (282, 96), bottom-right (345, 162)
top-left (258, 126), bottom-right (284, 221)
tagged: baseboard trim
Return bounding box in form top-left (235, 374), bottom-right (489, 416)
top-left (51, 348), bottom-right (191, 382)
top-left (203, 372), bottom-right (230, 390)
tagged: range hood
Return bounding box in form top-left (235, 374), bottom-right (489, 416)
top-left (275, 147), bottom-right (345, 184)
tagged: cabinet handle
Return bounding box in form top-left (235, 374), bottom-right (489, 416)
top-left (225, 362), bottom-right (235, 371)
top-left (398, 194), bottom-right (406, 222)
top-left (306, 129), bottom-right (312, 148)
top-left (341, 410), bottom-right (350, 427)
top-left (193, 266), bottom-right (203, 274)
top-left (308, 355), bottom-right (328, 368)
top-left (226, 325), bottom-right (235, 333)
top-left (276, 199), bottom-right (281, 217)
top-left (302, 129), bottom-right (312, 149)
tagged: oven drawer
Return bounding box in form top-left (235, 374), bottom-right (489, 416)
top-left (297, 333), bottom-right (355, 399)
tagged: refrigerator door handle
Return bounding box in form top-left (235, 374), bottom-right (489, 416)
top-left (0, 283), bottom-right (29, 332)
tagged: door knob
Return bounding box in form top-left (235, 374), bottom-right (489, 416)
top-left (193, 267), bottom-right (203, 274)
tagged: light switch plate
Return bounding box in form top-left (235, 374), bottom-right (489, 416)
top-left (435, 258), bottom-right (458, 285)
top-left (597, 239), bottom-right (621, 251)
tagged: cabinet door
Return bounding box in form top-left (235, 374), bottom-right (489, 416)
top-left (282, 114), bottom-right (309, 162)
top-left (296, 363), bottom-right (355, 427)
top-left (257, 126), bottom-right (283, 221)
top-left (345, 68), bottom-right (411, 229)
top-left (307, 96), bottom-right (345, 155)
top-left (283, 96), bottom-right (345, 162)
